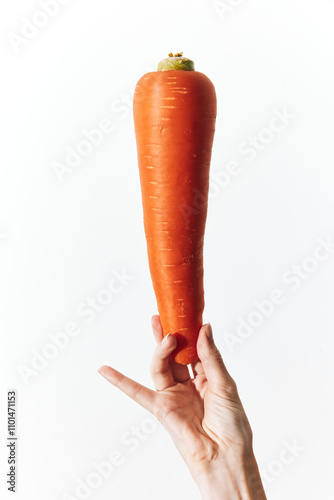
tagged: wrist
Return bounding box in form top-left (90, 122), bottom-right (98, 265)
top-left (190, 448), bottom-right (266, 500)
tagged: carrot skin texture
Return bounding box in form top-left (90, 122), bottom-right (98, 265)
top-left (133, 70), bottom-right (217, 364)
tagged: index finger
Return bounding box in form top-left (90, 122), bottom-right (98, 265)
top-left (98, 365), bottom-right (156, 414)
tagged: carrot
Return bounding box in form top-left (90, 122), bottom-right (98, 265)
top-left (133, 53), bottom-right (217, 365)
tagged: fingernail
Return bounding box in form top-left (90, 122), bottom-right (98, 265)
top-left (98, 366), bottom-right (107, 378)
top-left (162, 333), bottom-right (171, 346)
top-left (205, 323), bottom-right (213, 341)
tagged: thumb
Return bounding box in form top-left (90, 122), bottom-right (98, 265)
top-left (197, 323), bottom-right (235, 390)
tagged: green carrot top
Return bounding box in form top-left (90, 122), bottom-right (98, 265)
top-left (157, 52), bottom-right (195, 71)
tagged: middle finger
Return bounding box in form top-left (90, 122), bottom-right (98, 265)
top-left (151, 315), bottom-right (190, 383)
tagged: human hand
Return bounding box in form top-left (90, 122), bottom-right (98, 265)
top-left (98, 317), bottom-right (266, 500)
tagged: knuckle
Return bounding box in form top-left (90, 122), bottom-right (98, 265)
top-left (149, 349), bottom-right (161, 373)
top-left (224, 376), bottom-right (237, 395)
top-left (149, 360), bottom-right (157, 377)
top-left (159, 363), bottom-right (171, 375)
top-left (150, 360), bottom-right (168, 375)
top-left (212, 347), bottom-right (223, 362)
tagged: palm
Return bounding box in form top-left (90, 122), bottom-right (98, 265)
top-left (154, 375), bottom-right (209, 464)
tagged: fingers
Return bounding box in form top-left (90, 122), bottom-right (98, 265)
top-left (151, 315), bottom-right (190, 383)
top-left (197, 323), bottom-right (235, 390)
top-left (151, 314), bottom-right (163, 342)
top-left (98, 366), bottom-right (156, 414)
top-left (150, 333), bottom-right (177, 390)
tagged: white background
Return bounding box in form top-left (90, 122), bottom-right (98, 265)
top-left (1, 0), bottom-right (334, 499)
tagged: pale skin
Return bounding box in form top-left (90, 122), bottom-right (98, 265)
top-left (98, 316), bottom-right (267, 500)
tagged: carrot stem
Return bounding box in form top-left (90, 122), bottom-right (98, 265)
top-left (157, 52), bottom-right (195, 72)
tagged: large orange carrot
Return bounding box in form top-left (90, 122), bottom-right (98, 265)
top-left (133, 53), bottom-right (217, 364)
